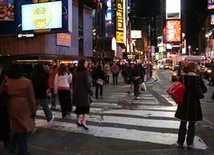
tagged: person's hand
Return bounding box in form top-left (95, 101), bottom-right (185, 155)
top-left (46, 89), bottom-right (51, 97)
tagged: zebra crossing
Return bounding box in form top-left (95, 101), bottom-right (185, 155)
top-left (35, 93), bottom-right (208, 150)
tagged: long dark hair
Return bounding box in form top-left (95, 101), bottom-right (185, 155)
top-left (77, 60), bottom-right (86, 71)
top-left (58, 63), bottom-right (70, 76)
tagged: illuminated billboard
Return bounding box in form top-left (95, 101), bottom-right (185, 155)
top-left (22, 1), bottom-right (62, 31)
top-left (208, 0), bottom-right (214, 10)
top-left (116, 0), bottom-right (124, 44)
top-left (166, 0), bottom-right (181, 19)
top-left (165, 20), bottom-right (181, 43)
top-left (0, 0), bottom-right (69, 35)
top-left (210, 14), bottom-right (214, 25)
top-left (0, 0), bottom-right (14, 21)
top-left (131, 30), bottom-right (141, 39)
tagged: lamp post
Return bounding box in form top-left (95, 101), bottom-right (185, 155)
top-left (205, 32), bottom-right (211, 58)
top-left (188, 45), bottom-right (191, 55)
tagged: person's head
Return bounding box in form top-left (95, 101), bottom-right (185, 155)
top-left (52, 60), bottom-right (57, 67)
top-left (7, 64), bottom-right (23, 79)
top-left (77, 60), bottom-right (88, 70)
top-left (34, 63), bottom-right (44, 72)
top-left (185, 62), bottom-right (199, 73)
top-left (58, 63), bottom-right (68, 75)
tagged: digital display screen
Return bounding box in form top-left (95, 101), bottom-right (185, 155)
top-left (165, 20), bottom-right (181, 43)
top-left (210, 14), bottom-right (214, 25)
top-left (21, 1), bottom-right (62, 31)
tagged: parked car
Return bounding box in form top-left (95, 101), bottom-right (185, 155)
top-left (171, 71), bottom-right (178, 82)
top-left (171, 65), bottom-right (179, 82)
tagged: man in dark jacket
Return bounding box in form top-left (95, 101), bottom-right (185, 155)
top-left (31, 63), bottom-right (54, 124)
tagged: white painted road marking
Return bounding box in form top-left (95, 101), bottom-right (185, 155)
top-left (35, 102), bottom-right (208, 150)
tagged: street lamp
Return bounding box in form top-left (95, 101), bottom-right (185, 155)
top-left (188, 45), bottom-right (191, 55)
top-left (205, 32), bottom-right (211, 58)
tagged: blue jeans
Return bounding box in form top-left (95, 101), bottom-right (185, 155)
top-left (36, 98), bottom-right (53, 122)
top-left (7, 132), bottom-right (28, 155)
top-left (178, 121), bottom-right (195, 145)
top-left (50, 88), bottom-right (57, 107)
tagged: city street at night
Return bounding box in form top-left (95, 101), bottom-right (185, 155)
top-left (1, 69), bottom-right (213, 155)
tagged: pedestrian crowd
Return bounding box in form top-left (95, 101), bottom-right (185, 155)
top-left (1, 59), bottom-right (212, 154)
top-left (0, 59), bottom-right (143, 154)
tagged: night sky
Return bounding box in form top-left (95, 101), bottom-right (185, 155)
top-left (138, 0), bottom-right (207, 49)
top-left (184, 0), bottom-right (207, 48)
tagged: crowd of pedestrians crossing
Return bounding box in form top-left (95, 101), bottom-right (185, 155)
top-left (1, 59), bottom-right (213, 153)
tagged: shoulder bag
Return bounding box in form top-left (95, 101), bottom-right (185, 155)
top-left (96, 78), bottom-right (104, 86)
top-left (167, 76), bottom-right (186, 104)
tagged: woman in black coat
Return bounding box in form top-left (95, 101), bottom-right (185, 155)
top-left (175, 62), bottom-right (207, 148)
top-left (94, 64), bottom-right (105, 99)
top-left (73, 60), bottom-right (93, 130)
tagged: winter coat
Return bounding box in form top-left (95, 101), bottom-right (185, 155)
top-left (94, 66), bottom-right (105, 81)
top-left (54, 72), bottom-right (72, 94)
top-left (6, 76), bottom-right (36, 133)
top-left (72, 68), bottom-right (93, 107)
top-left (130, 66), bottom-right (143, 85)
top-left (48, 66), bottom-right (58, 89)
top-left (175, 73), bottom-right (207, 122)
top-left (111, 65), bottom-right (119, 75)
top-left (31, 70), bottom-right (49, 99)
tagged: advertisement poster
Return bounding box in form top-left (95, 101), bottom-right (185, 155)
top-left (0, 0), bottom-right (14, 21)
top-left (165, 20), bottom-right (181, 43)
top-left (208, 0), bottom-right (214, 10)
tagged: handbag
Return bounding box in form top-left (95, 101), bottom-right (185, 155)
top-left (141, 82), bottom-right (147, 91)
top-left (96, 78), bottom-right (104, 85)
top-left (167, 81), bottom-right (186, 104)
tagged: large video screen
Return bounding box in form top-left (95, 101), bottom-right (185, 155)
top-left (22, 1), bottom-right (62, 31)
top-left (166, 0), bottom-right (181, 19)
top-left (165, 20), bottom-right (181, 43)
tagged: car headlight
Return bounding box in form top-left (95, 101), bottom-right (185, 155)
top-left (172, 73), bottom-right (177, 76)
top-left (207, 69), bottom-right (212, 73)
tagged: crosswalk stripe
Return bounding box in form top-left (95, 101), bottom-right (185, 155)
top-left (35, 103), bottom-right (208, 150)
top-left (35, 118), bottom-right (207, 149)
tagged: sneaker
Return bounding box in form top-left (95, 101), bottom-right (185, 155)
top-left (66, 112), bottom-right (72, 117)
top-left (63, 115), bottom-right (71, 119)
top-left (47, 116), bottom-right (55, 127)
top-left (49, 115), bottom-right (55, 123)
top-left (134, 96), bottom-right (140, 100)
